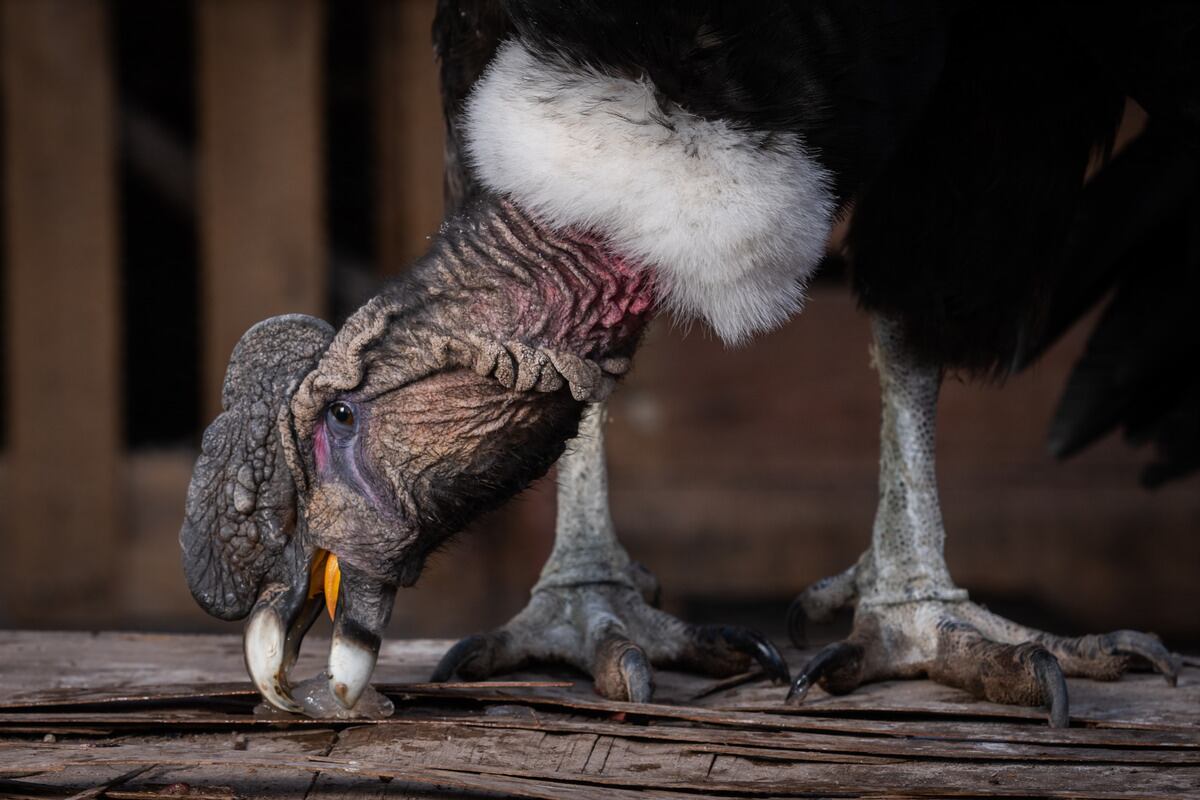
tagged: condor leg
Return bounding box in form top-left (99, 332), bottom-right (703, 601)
top-left (433, 402), bottom-right (789, 700)
top-left (787, 316), bottom-right (1179, 726)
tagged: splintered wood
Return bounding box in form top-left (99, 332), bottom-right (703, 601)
top-left (0, 632), bottom-right (1196, 799)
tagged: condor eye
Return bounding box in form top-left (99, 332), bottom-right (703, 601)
top-left (326, 401), bottom-right (356, 434)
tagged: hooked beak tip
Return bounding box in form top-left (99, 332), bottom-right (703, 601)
top-left (244, 606), bottom-right (302, 713)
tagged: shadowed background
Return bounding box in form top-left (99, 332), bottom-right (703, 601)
top-left (1, 0), bottom-right (1196, 652)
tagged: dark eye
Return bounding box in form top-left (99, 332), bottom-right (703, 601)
top-left (327, 401), bottom-right (356, 434)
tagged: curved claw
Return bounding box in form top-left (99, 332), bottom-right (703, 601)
top-left (431, 633), bottom-right (503, 682)
top-left (1100, 630), bottom-right (1181, 686)
top-left (786, 641), bottom-right (865, 705)
top-left (618, 646), bottom-right (654, 703)
top-left (594, 633), bottom-right (654, 702)
top-left (1031, 648), bottom-right (1070, 728)
top-left (714, 626), bottom-right (791, 684)
top-left (675, 625), bottom-right (790, 684)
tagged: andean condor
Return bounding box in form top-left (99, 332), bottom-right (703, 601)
top-left (180, 1), bottom-right (1198, 725)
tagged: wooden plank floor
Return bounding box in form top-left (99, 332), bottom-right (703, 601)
top-left (0, 632), bottom-right (1196, 798)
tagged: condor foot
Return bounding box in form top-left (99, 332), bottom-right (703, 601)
top-left (786, 598), bottom-right (1180, 727)
top-left (432, 565), bottom-right (789, 702)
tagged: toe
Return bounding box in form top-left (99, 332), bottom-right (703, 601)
top-left (670, 625), bottom-right (790, 684)
top-left (1100, 630), bottom-right (1182, 686)
top-left (593, 632), bottom-right (654, 702)
top-left (431, 631), bottom-right (519, 683)
top-left (788, 567), bottom-right (859, 648)
top-left (787, 640), bottom-right (865, 704)
top-left (1029, 629), bottom-right (1181, 685)
top-left (932, 621), bottom-right (1070, 727)
top-left (626, 561), bottom-right (662, 609)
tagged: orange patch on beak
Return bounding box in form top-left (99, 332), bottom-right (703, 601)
top-left (323, 553), bottom-right (341, 621)
top-left (308, 549), bottom-right (342, 621)
top-left (308, 550), bottom-right (329, 598)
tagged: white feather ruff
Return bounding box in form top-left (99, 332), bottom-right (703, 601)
top-left (462, 40), bottom-right (836, 344)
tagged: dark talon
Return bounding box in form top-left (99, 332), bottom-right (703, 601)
top-left (680, 625), bottom-right (790, 684)
top-left (786, 641), bottom-right (864, 704)
top-left (1100, 630), bottom-right (1181, 686)
top-left (1031, 648), bottom-right (1070, 728)
top-left (786, 674), bottom-right (813, 704)
top-left (619, 646), bottom-right (654, 703)
top-left (431, 633), bottom-right (493, 682)
top-left (721, 626), bottom-right (791, 684)
top-left (786, 595), bottom-right (807, 648)
top-left (594, 632), bottom-right (654, 702)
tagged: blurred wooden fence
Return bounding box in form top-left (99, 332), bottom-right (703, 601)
top-left (0, 0), bottom-right (445, 627)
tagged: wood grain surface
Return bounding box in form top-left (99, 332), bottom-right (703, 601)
top-left (0, 632), bottom-right (1196, 798)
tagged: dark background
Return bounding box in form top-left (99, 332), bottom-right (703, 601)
top-left (1, 0), bottom-right (1196, 652)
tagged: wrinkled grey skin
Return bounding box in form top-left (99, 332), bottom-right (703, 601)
top-left (181, 314), bottom-right (333, 622)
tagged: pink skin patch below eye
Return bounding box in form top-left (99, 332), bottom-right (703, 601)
top-left (314, 420), bottom-right (331, 475)
top-left (313, 414), bottom-right (382, 509)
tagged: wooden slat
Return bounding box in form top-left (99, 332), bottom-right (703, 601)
top-left (1, 634), bottom-right (1198, 798)
top-left (4, 733), bottom-right (1198, 799)
top-left (0, 0), bottom-right (120, 624)
top-left (2, 632), bottom-right (1196, 743)
top-left (197, 0), bottom-right (325, 421)
top-left (373, 0), bottom-right (443, 275)
top-left (4, 710), bottom-right (1196, 766)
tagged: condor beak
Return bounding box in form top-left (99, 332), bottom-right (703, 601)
top-left (244, 547), bottom-right (393, 716)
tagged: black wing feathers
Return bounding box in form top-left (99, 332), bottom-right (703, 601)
top-left (1042, 143), bottom-right (1200, 487)
top-left (1014, 125), bottom-right (1199, 370)
top-left (1070, 4), bottom-right (1200, 149)
top-left (850, 5), bottom-right (1125, 375)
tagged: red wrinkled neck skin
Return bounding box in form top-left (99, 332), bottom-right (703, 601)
top-left (434, 198), bottom-right (657, 361)
top-left (509, 231), bottom-right (655, 357)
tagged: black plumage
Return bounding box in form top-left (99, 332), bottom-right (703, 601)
top-left (503, 0), bottom-right (946, 201)
top-left (849, 5), bottom-right (1125, 374)
top-left (487, 0), bottom-right (1200, 485)
top-left (1026, 123), bottom-right (1200, 487)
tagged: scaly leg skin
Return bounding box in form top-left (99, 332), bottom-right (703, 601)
top-left (786, 316), bottom-right (1180, 727)
top-left (433, 403), bottom-right (790, 701)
